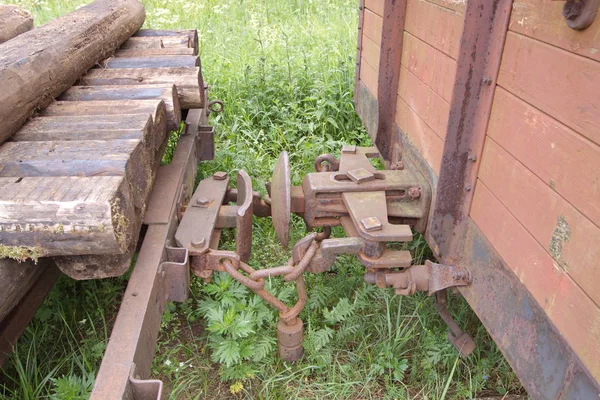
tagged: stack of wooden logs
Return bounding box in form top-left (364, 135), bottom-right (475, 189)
top-left (0, 0), bottom-right (205, 280)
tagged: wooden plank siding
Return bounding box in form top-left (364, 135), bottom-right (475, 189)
top-left (401, 31), bottom-right (456, 102)
top-left (395, 97), bottom-right (444, 174)
top-left (404, 0), bottom-right (463, 60)
top-left (498, 32), bottom-right (600, 147)
top-left (471, 181), bottom-right (600, 382)
top-left (471, 0), bottom-right (600, 383)
top-left (394, 0), bottom-right (462, 173)
top-left (364, 0), bottom-right (384, 16)
top-left (478, 138), bottom-right (600, 307)
top-left (510, 0), bottom-right (600, 62)
top-left (361, 34), bottom-right (380, 71)
top-left (358, 6), bottom-right (383, 98)
top-left (487, 88), bottom-right (600, 229)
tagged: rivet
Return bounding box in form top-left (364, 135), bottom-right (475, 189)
top-left (196, 197), bottom-right (209, 207)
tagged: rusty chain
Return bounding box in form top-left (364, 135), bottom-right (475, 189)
top-left (217, 234), bottom-right (318, 323)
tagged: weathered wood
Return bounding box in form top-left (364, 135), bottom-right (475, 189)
top-left (59, 85), bottom-right (181, 131)
top-left (365, 0), bottom-right (384, 16)
top-left (498, 32), bottom-right (600, 146)
top-left (510, 0), bottom-right (600, 62)
top-left (115, 48), bottom-right (196, 57)
top-left (40, 99), bottom-right (165, 122)
top-left (0, 138), bottom-right (152, 213)
top-left (470, 181), bottom-right (600, 382)
top-left (81, 67), bottom-right (203, 109)
top-left (363, 9), bottom-right (383, 44)
top-left (0, 0), bottom-right (145, 145)
top-left (0, 5), bottom-right (33, 44)
top-left (361, 34), bottom-right (380, 71)
top-left (401, 31), bottom-right (456, 102)
top-left (134, 29), bottom-right (198, 52)
top-left (394, 96), bottom-right (444, 174)
top-left (487, 87), bottom-right (600, 226)
top-left (427, 0), bottom-right (465, 13)
top-left (0, 259), bottom-right (43, 322)
top-left (0, 176), bottom-right (136, 257)
top-left (478, 138), bottom-right (600, 306)
top-left (120, 35), bottom-right (190, 50)
top-left (404, 0), bottom-right (463, 59)
top-left (102, 55), bottom-right (199, 69)
top-left (359, 57), bottom-right (378, 97)
top-left (398, 65), bottom-right (450, 139)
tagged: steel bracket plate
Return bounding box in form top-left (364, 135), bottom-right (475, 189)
top-left (175, 174), bottom-right (229, 254)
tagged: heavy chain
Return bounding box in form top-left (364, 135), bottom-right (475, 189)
top-left (214, 233), bottom-right (319, 323)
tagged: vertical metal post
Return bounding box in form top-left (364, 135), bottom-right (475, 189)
top-left (374, 0), bottom-right (407, 161)
top-left (429, 0), bottom-right (513, 262)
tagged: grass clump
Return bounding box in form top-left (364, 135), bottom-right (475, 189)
top-left (1, 0), bottom-right (523, 399)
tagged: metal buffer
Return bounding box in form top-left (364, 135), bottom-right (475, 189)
top-left (174, 146), bottom-right (475, 361)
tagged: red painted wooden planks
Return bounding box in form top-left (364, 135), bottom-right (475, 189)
top-left (426, 0), bottom-right (465, 13)
top-left (404, 0), bottom-right (463, 60)
top-left (365, 0), bottom-right (384, 16)
top-left (510, 0), bottom-right (600, 62)
top-left (498, 32), bottom-right (600, 146)
top-left (488, 88), bottom-right (600, 227)
top-left (361, 33), bottom-right (380, 71)
top-left (471, 180), bottom-right (600, 382)
top-left (395, 97), bottom-right (444, 174)
top-left (360, 58), bottom-right (378, 97)
top-left (398, 66), bottom-right (450, 139)
top-left (401, 31), bottom-right (456, 102)
top-left (363, 8), bottom-right (382, 45)
top-left (479, 138), bottom-right (600, 306)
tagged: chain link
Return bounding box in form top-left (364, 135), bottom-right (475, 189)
top-left (219, 233), bottom-right (318, 322)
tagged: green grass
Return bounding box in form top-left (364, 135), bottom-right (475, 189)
top-left (0, 0), bottom-right (524, 399)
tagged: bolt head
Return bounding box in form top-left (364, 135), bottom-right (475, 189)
top-left (408, 187), bottom-right (421, 199)
top-left (191, 238), bottom-right (206, 248)
top-left (196, 197), bottom-right (209, 207)
top-left (361, 216), bottom-right (383, 232)
top-left (213, 171), bottom-right (228, 180)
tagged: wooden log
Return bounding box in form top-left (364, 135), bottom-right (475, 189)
top-left (81, 67), bottom-right (203, 109)
top-left (0, 0), bottom-right (145, 145)
top-left (0, 176), bottom-right (137, 257)
top-left (59, 84), bottom-right (181, 131)
top-left (120, 35), bottom-right (191, 50)
top-left (0, 5), bottom-right (33, 44)
top-left (134, 29), bottom-right (198, 52)
top-left (40, 99), bottom-right (165, 122)
top-left (115, 48), bottom-right (196, 57)
top-left (0, 259), bottom-right (43, 322)
top-left (101, 55), bottom-right (199, 69)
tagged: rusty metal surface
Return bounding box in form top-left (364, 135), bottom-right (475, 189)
top-left (429, 0), bottom-right (513, 262)
top-left (271, 151), bottom-right (291, 247)
top-left (342, 191), bottom-right (413, 242)
top-left (91, 108), bottom-right (203, 399)
top-left (353, 0), bottom-right (365, 104)
top-left (235, 170), bottom-right (253, 262)
top-left (174, 173), bottom-right (229, 254)
top-left (459, 220), bottom-right (600, 398)
top-left (0, 263), bottom-right (61, 366)
top-left (374, 0), bottom-right (407, 161)
top-left (562, 0), bottom-right (600, 30)
top-left (302, 169), bottom-right (428, 229)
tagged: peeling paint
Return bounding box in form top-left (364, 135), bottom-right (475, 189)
top-left (549, 215), bottom-right (571, 271)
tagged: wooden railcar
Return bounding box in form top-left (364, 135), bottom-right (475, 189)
top-left (354, 0), bottom-right (600, 397)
